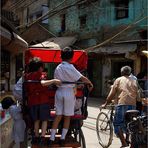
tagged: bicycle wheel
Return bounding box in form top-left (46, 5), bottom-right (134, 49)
top-left (96, 112), bottom-right (113, 148)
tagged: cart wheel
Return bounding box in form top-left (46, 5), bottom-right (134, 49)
top-left (75, 129), bottom-right (86, 148)
top-left (96, 112), bottom-right (113, 148)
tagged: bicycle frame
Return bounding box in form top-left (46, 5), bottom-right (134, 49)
top-left (100, 103), bottom-right (115, 121)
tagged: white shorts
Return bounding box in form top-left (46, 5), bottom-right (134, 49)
top-left (55, 87), bottom-right (76, 116)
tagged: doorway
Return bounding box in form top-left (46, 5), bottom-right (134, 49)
top-left (111, 60), bottom-right (134, 79)
top-left (88, 58), bottom-right (102, 97)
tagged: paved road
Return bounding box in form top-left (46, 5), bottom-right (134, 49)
top-left (82, 97), bottom-right (121, 148)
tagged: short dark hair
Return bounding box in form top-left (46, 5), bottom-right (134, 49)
top-left (28, 57), bottom-right (44, 72)
top-left (1, 97), bottom-right (15, 109)
top-left (121, 66), bottom-right (131, 76)
top-left (61, 47), bottom-right (74, 61)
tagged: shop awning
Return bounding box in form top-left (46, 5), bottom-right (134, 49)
top-left (21, 23), bottom-right (52, 44)
top-left (30, 36), bottom-right (77, 49)
top-left (1, 26), bottom-right (28, 54)
top-left (89, 43), bottom-right (137, 54)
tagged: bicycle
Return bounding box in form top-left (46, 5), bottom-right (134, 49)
top-left (96, 102), bottom-right (115, 148)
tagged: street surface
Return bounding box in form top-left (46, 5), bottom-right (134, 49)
top-left (82, 97), bottom-right (121, 148)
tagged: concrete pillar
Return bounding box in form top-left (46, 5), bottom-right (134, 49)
top-left (102, 58), bottom-right (111, 96)
top-left (134, 56), bottom-right (141, 75)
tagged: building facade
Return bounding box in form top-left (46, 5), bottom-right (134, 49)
top-left (47, 0), bottom-right (147, 97)
top-left (9, 0), bottom-right (147, 97)
top-left (1, 1), bottom-right (28, 92)
top-left (9, 0), bottom-right (50, 44)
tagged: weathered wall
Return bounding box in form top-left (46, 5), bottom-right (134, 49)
top-left (47, 0), bottom-right (147, 97)
top-left (48, 0), bottom-right (147, 40)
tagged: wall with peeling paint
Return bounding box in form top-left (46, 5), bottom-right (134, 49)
top-left (48, 0), bottom-right (147, 97)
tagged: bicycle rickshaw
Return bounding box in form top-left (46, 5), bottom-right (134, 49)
top-left (23, 48), bottom-right (89, 148)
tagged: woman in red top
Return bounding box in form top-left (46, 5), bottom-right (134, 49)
top-left (25, 57), bottom-right (61, 144)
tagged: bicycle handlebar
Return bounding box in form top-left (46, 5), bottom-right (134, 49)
top-left (99, 103), bottom-right (115, 111)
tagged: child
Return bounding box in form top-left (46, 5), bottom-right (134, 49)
top-left (49, 47), bottom-right (93, 145)
top-left (1, 96), bottom-right (26, 148)
top-left (13, 76), bottom-right (23, 104)
top-left (25, 57), bottom-right (61, 144)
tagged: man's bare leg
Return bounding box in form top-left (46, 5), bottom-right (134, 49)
top-left (118, 129), bottom-right (128, 147)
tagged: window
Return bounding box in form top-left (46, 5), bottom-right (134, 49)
top-left (1, 50), bottom-right (10, 91)
top-left (115, 0), bottom-right (129, 19)
top-left (42, 4), bottom-right (49, 24)
top-left (61, 14), bottom-right (66, 32)
top-left (78, 0), bottom-right (97, 8)
top-left (78, 1), bottom-right (89, 9)
top-left (36, 12), bottom-right (42, 19)
top-left (79, 15), bottom-right (87, 28)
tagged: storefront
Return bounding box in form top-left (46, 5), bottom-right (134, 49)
top-left (0, 25), bottom-right (28, 148)
top-left (88, 43), bottom-right (137, 97)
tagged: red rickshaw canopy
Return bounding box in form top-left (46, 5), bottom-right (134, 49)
top-left (25, 48), bottom-right (88, 71)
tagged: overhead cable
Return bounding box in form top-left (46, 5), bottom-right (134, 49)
top-left (85, 16), bottom-right (148, 52)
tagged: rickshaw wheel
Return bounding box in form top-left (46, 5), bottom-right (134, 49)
top-left (73, 128), bottom-right (86, 148)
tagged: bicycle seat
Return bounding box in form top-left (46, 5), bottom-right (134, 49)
top-left (125, 110), bottom-right (140, 123)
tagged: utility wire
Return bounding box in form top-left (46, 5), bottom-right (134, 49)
top-left (10, 0), bottom-right (147, 50)
top-left (10, 0), bottom-right (38, 12)
top-left (85, 16), bottom-right (148, 52)
top-left (82, 2), bottom-right (145, 51)
top-left (16, 0), bottom-right (67, 29)
top-left (8, 0), bottom-right (30, 10)
top-left (17, 0), bottom-right (83, 29)
top-left (38, 24), bottom-right (57, 37)
top-left (16, 0), bottom-right (148, 29)
top-left (7, 0), bottom-right (22, 9)
top-left (14, 0), bottom-right (148, 28)
top-left (1, 15), bottom-right (20, 35)
top-left (27, 0), bottom-right (82, 27)
top-left (24, 0), bottom-right (147, 49)
top-left (9, 0), bottom-right (147, 11)
top-left (77, 0), bottom-right (148, 10)
top-left (40, 0), bottom-right (83, 21)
